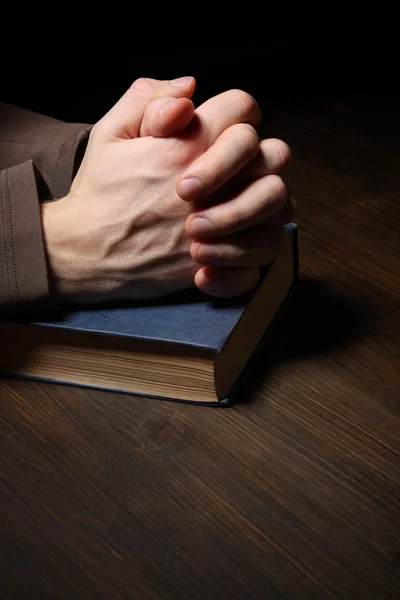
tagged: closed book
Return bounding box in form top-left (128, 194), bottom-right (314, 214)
top-left (0, 224), bottom-right (298, 405)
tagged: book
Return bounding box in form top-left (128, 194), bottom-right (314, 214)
top-left (0, 224), bottom-right (298, 406)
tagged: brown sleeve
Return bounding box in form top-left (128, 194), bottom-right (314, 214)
top-left (0, 102), bottom-right (92, 314)
top-left (0, 102), bottom-right (92, 199)
top-left (0, 161), bottom-right (49, 310)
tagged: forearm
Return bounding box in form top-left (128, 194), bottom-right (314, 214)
top-left (0, 102), bottom-right (91, 314)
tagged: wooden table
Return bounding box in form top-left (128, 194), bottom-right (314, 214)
top-left (1, 93), bottom-right (399, 599)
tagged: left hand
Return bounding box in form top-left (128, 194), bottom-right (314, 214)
top-left (139, 84), bottom-right (295, 297)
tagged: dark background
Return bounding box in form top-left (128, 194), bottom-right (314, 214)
top-left (2, 20), bottom-right (398, 125)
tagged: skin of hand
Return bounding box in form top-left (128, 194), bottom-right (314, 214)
top-left (42, 77), bottom-right (293, 303)
top-left (139, 84), bottom-right (295, 295)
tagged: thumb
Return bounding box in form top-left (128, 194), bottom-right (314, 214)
top-left (97, 76), bottom-right (196, 140)
top-left (139, 96), bottom-right (195, 137)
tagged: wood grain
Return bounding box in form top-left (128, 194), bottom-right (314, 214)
top-left (1, 92), bottom-right (399, 599)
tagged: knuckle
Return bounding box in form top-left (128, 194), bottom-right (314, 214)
top-left (268, 174), bottom-right (288, 205)
top-left (228, 206), bottom-right (248, 230)
top-left (217, 246), bottom-right (227, 262)
top-left (234, 124), bottom-right (259, 157)
top-left (273, 139), bottom-right (293, 170)
top-left (130, 77), bottom-right (153, 94)
top-left (166, 137), bottom-right (194, 168)
top-left (231, 89), bottom-right (261, 120)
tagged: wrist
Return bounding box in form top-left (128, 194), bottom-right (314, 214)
top-left (72, 137), bottom-right (89, 180)
top-left (41, 197), bottom-right (82, 302)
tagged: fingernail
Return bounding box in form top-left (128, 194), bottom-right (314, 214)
top-left (171, 76), bottom-right (193, 87)
top-left (199, 244), bottom-right (220, 262)
top-left (159, 98), bottom-right (179, 116)
top-left (190, 217), bottom-right (212, 238)
top-left (179, 177), bottom-right (201, 199)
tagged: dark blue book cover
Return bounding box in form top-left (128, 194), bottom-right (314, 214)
top-left (2, 224), bottom-right (298, 405)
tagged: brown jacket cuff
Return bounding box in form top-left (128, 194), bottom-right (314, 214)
top-left (39, 125), bottom-right (91, 199)
top-left (0, 161), bottom-right (49, 310)
top-left (0, 102), bottom-right (92, 200)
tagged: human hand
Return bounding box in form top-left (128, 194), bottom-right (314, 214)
top-left (42, 77), bottom-right (293, 303)
top-left (170, 91), bottom-right (293, 296)
top-left (42, 77), bottom-right (198, 303)
top-left (139, 83), bottom-right (294, 297)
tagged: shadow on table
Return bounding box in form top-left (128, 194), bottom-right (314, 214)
top-left (277, 277), bottom-right (369, 360)
top-left (236, 277), bottom-right (371, 404)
